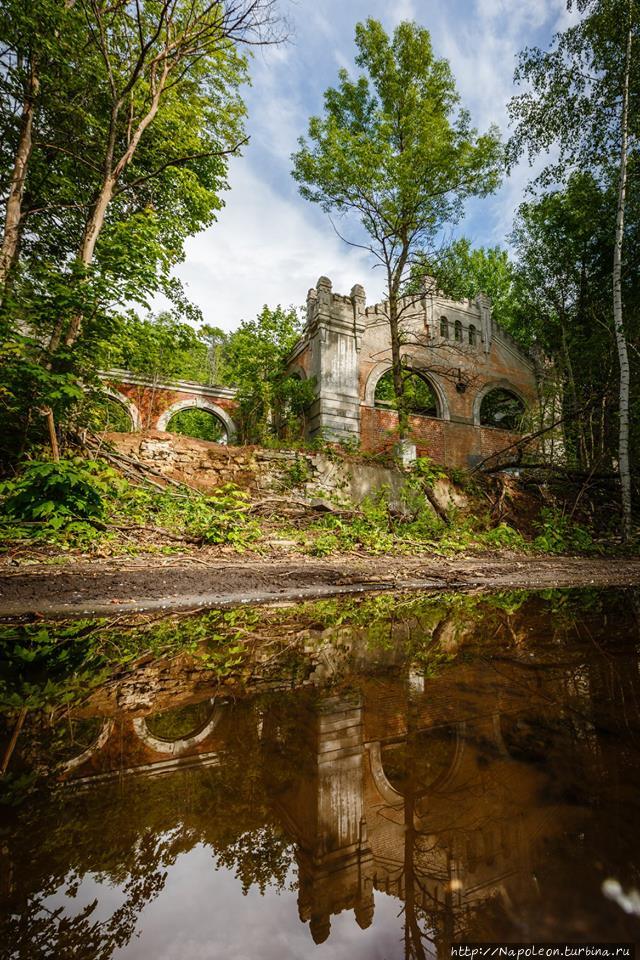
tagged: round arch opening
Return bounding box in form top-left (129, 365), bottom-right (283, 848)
top-left (144, 700), bottom-right (217, 742)
top-left (374, 368), bottom-right (440, 418)
top-left (479, 388), bottom-right (525, 431)
top-left (379, 725), bottom-right (460, 798)
top-left (166, 407), bottom-right (228, 444)
top-left (91, 391), bottom-right (139, 433)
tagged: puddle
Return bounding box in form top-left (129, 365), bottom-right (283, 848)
top-left (2, 589), bottom-right (640, 956)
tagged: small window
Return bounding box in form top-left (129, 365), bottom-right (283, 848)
top-left (439, 316), bottom-right (449, 338)
top-left (468, 324), bottom-right (477, 346)
top-left (454, 319), bottom-right (463, 342)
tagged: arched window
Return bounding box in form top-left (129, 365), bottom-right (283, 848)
top-left (468, 324), bottom-right (477, 347)
top-left (145, 700), bottom-right (216, 742)
top-left (380, 725), bottom-right (458, 797)
top-left (374, 369), bottom-right (439, 417)
top-left (439, 316), bottom-right (449, 338)
top-left (479, 389), bottom-right (525, 431)
top-left (454, 319), bottom-right (463, 342)
top-left (166, 407), bottom-right (228, 444)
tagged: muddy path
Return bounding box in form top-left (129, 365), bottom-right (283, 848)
top-left (1, 554), bottom-right (640, 617)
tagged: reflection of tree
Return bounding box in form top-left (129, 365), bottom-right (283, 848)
top-left (0, 700), bottom-right (295, 958)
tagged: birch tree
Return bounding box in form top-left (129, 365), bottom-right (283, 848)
top-left (508, 0), bottom-right (639, 537)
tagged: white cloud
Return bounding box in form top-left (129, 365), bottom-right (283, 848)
top-left (387, 0), bottom-right (417, 26)
top-left (164, 160), bottom-right (382, 330)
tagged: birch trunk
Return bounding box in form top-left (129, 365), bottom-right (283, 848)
top-left (0, 59), bottom-right (38, 285)
top-left (613, 18), bottom-right (633, 539)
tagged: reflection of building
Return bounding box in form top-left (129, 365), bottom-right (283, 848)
top-left (59, 654), bottom-right (584, 950)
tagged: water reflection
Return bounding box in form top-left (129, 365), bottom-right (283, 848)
top-left (2, 590), bottom-right (640, 958)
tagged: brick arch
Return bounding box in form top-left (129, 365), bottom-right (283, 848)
top-left (156, 397), bottom-right (237, 439)
top-left (132, 699), bottom-right (224, 757)
top-left (102, 387), bottom-right (142, 431)
top-left (472, 380), bottom-right (527, 427)
top-left (363, 361), bottom-right (451, 421)
top-left (62, 719), bottom-right (116, 774)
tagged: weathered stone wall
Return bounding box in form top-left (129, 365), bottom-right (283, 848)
top-left (104, 431), bottom-right (462, 511)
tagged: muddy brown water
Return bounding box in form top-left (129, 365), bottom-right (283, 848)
top-left (2, 589), bottom-right (640, 957)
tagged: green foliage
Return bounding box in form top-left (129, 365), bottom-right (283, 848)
top-left (284, 457), bottom-right (313, 488)
top-left (166, 408), bottom-right (227, 443)
top-left (532, 507), bottom-right (599, 555)
top-left (509, 173), bottom-right (628, 469)
top-left (106, 312), bottom-right (211, 384)
top-left (374, 369), bottom-right (438, 417)
top-left (222, 305), bottom-right (314, 443)
top-left (479, 522), bottom-right (528, 551)
top-left (292, 18), bottom-right (502, 428)
top-left (410, 456), bottom-right (447, 486)
top-left (0, 0), bottom-right (260, 464)
top-left (413, 239), bottom-right (520, 332)
top-left (90, 396), bottom-right (133, 433)
top-left (0, 457), bottom-right (259, 551)
top-left (0, 458), bottom-right (112, 533)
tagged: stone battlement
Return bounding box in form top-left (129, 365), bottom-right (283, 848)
top-left (288, 275), bottom-right (537, 468)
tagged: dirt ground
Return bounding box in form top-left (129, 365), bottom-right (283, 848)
top-left (1, 553), bottom-right (640, 617)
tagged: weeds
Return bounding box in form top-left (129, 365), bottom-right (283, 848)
top-left (0, 457), bottom-right (260, 552)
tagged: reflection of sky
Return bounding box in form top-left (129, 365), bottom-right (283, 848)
top-left (44, 846), bottom-right (405, 959)
top-left (154, 0), bottom-right (578, 330)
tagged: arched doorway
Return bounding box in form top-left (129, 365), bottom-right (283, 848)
top-left (91, 389), bottom-right (141, 433)
top-left (156, 399), bottom-right (236, 443)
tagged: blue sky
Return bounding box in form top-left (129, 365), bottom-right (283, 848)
top-left (169, 0), bottom-right (577, 330)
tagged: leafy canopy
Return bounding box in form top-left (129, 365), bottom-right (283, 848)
top-left (292, 18), bottom-right (503, 288)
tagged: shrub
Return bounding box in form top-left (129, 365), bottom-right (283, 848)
top-left (0, 458), bottom-right (116, 538)
top-left (532, 507), bottom-right (598, 554)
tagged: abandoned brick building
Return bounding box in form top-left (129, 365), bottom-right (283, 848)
top-left (286, 275), bottom-right (537, 467)
top-left (107, 274), bottom-right (536, 468)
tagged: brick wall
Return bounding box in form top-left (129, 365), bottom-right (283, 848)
top-left (114, 382), bottom-right (238, 430)
top-left (359, 406), bottom-right (520, 467)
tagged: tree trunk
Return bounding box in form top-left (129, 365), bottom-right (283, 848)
top-left (389, 292), bottom-right (408, 437)
top-left (613, 16), bottom-right (633, 539)
top-left (0, 58), bottom-right (38, 286)
top-left (61, 176), bottom-right (116, 348)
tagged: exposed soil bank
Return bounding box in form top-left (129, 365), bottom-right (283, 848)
top-left (1, 555), bottom-right (640, 617)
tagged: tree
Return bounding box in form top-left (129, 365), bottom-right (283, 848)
top-left (508, 174), bottom-right (624, 470)
top-left (0, 0), bottom-right (283, 462)
top-left (508, 0), bottom-right (639, 536)
top-left (47, 0), bottom-right (278, 354)
top-left (222, 305), bottom-right (314, 443)
top-left (292, 18), bottom-right (502, 434)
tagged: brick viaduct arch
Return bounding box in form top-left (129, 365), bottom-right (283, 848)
top-left (99, 371), bottom-right (239, 439)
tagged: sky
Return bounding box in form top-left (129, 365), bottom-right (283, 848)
top-left (163, 0), bottom-right (577, 331)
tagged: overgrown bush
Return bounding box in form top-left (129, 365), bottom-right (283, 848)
top-left (0, 458), bottom-right (118, 543)
top-left (0, 458), bottom-right (260, 551)
top-left (532, 507), bottom-right (598, 554)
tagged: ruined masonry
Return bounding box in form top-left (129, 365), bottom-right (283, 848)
top-left (106, 275), bottom-right (537, 468)
top-left (286, 276), bottom-right (537, 467)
